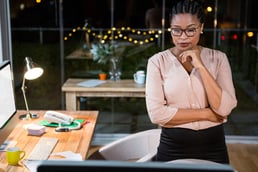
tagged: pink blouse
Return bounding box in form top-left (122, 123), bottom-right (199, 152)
top-left (145, 47), bottom-right (237, 130)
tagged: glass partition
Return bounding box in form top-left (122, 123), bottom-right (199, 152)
top-left (10, 0), bottom-right (258, 135)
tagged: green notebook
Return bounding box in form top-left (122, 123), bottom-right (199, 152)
top-left (39, 119), bottom-right (85, 128)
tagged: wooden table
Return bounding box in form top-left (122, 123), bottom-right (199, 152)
top-left (0, 110), bottom-right (98, 172)
top-left (65, 48), bottom-right (92, 60)
top-left (62, 78), bottom-right (145, 110)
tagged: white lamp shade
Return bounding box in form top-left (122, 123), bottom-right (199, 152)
top-left (23, 57), bottom-right (44, 80)
top-left (24, 67), bottom-right (43, 80)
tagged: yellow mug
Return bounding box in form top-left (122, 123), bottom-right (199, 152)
top-left (6, 147), bottom-right (26, 166)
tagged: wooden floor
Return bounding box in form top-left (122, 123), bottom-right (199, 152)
top-left (227, 143), bottom-right (258, 172)
top-left (87, 143), bottom-right (258, 172)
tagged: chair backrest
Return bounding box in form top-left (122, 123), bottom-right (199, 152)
top-left (99, 129), bottom-right (161, 162)
top-left (167, 159), bottom-right (223, 165)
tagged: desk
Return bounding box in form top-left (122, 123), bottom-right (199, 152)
top-left (62, 78), bottom-right (145, 110)
top-left (65, 45), bottom-right (127, 60)
top-left (0, 110), bottom-right (98, 172)
top-left (66, 48), bottom-right (92, 60)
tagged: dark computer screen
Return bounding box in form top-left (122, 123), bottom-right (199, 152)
top-left (37, 160), bottom-right (235, 172)
top-left (0, 60), bottom-right (17, 148)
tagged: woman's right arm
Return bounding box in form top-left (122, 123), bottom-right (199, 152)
top-left (165, 108), bottom-right (224, 126)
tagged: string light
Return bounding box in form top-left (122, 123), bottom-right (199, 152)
top-left (64, 25), bottom-right (168, 45)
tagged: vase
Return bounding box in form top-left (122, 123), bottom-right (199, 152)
top-left (109, 57), bottom-right (121, 81)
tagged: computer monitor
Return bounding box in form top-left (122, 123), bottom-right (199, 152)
top-left (37, 160), bottom-right (235, 172)
top-left (0, 60), bottom-right (17, 149)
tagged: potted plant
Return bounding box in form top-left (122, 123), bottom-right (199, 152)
top-left (90, 42), bottom-right (122, 81)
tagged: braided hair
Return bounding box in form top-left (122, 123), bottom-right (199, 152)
top-left (170, 0), bottom-right (206, 24)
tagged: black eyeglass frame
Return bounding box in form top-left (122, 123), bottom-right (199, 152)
top-left (170, 24), bottom-right (202, 37)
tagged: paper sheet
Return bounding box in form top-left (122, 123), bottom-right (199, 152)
top-left (49, 151), bottom-right (83, 160)
top-left (77, 79), bottom-right (106, 87)
top-left (23, 151), bottom-right (83, 172)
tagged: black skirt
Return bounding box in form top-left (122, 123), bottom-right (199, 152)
top-left (154, 124), bottom-right (229, 164)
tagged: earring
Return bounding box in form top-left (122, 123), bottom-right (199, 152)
top-left (201, 31), bottom-right (203, 34)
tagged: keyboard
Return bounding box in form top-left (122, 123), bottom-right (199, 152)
top-left (27, 137), bottom-right (58, 160)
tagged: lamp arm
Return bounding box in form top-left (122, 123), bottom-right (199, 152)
top-left (21, 77), bottom-right (30, 114)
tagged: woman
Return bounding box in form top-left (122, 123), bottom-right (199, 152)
top-left (145, 0), bottom-right (237, 164)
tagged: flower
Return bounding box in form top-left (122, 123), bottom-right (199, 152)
top-left (90, 43), bottom-right (114, 64)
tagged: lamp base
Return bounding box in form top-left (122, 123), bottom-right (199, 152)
top-left (19, 112), bottom-right (39, 120)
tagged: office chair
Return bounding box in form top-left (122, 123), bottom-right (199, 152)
top-left (167, 159), bottom-right (223, 164)
top-left (98, 129), bottom-right (161, 162)
top-left (98, 128), bottom-right (234, 170)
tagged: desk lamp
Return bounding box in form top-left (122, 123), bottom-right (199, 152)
top-left (19, 57), bottom-right (44, 120)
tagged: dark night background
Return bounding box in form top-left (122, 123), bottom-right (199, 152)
top-left (10, 0), bottom-right (218, 28)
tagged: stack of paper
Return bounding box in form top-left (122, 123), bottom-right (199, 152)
top-left (77, 79), bottom-right (106, 87)
top-left (27, 124), bottom-right (46, 136)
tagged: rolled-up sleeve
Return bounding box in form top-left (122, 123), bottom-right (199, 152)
top-left (145, 54), bottom-right (178, 125)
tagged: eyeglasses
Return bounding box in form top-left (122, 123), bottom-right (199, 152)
top-left (170, 24), bottom-right (201, 37)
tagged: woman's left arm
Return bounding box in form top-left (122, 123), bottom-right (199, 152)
top-left (197, 64), bottom-right (222, 111)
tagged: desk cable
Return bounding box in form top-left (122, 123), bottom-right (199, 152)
top-left (55, 121), bottom-right (81, 132)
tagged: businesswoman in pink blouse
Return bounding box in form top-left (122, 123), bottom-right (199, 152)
top-left (145, 0), bottom-right (237, 164)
